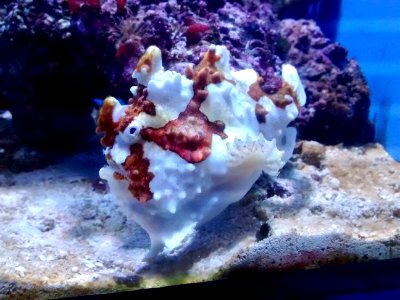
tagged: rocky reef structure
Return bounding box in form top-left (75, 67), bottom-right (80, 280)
top-left (97, 44), bottom-right (306, 255)
top-left (279, 19), bottom-right (375, 144)
top-left (0, 0), bottom-right (281, 149)
top-left (0, 0), bottom-right (373, 170)
top-left (0, 0), bottom-right (103, 149)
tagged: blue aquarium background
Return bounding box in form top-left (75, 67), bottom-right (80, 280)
top-left (286, 0), bottom-right (400, 160)
top-left (335, 0), bottom-right (400, 160)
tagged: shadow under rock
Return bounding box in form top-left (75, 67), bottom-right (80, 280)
top-left (54, 137), bottom-right (105, 179)
top-left (223, 232), bottom-right (399, 298)
top-left (66, 194), bottom-right (151, 249)
top-left (137, 184), bottom-right (267, 276)
top-left (135, 165), bottom-right (313, 276)
top-left (255, 162), bottom-right (313, 217)
top-left (136, 166), bottom-right (313, 276)
top-left (5, 137), bottom-right (105, 186)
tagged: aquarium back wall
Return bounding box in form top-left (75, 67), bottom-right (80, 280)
top-left (335, 0), bottom-right (400, 160)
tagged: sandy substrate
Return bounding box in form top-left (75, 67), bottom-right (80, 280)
top-left (0, 142), bottom-right (400, 298)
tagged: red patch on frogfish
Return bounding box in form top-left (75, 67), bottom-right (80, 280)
top-left (122, 144), bottom-right (154, 203)
top-left (134, 48), bottom-right (156, 75)
top-left (117, 95), bottom-right (156, 133)
top-left (141, 111), bottom-right (225, 164)
top-left (96, 92), bottom-right (155, 148)
top-left (269, 81), bottom-right (299, 109)
top-left (248, 77), bottom-right (266, 102)
top-left (97, 89), bottom-right (156, 203)
top-left (140, 47), bottom-right (227, 164)
top-left (248, 78), bottom-right (299, 110)
top-left (96, 97), bottom-right (119, 148)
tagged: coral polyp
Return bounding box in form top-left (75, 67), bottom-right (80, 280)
top-left (97, 44), bottom-right (306, 256)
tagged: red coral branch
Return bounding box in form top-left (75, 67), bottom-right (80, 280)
top-left (85, 0), bottom-right (101, 10)
top-left (67, 0), bottom-right (82, 13)
top-left (185, 23), bottom-right (210, 45)
top-left (116, 0), bottom-right (127, 13)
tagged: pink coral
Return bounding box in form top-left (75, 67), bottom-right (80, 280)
top-left (185, 22), bottom-right (210, 46)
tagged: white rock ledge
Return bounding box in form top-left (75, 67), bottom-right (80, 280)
top-left (0, 142), bottom-right (400, 298)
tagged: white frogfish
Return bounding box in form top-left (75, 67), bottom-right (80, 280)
top-left (97, 45), bottom-right (306, 257)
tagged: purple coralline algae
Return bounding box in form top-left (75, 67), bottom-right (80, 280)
top-left (279, 19), bottom-right (375, 145)
top-left (0, 0), bottom-right (282, 148)
top-left (0, 0), bottom-right (374, 161)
